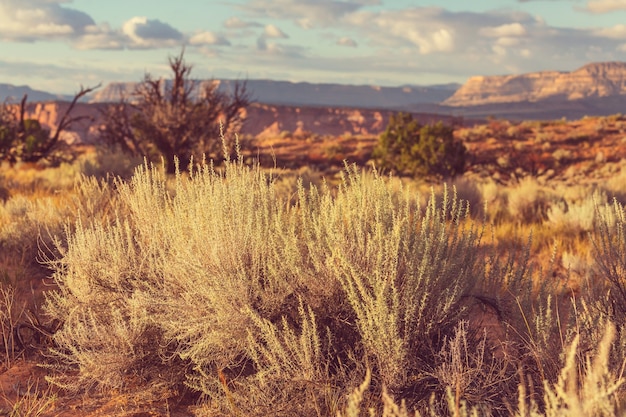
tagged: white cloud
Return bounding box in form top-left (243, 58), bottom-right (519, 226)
top-left (253, 39), bottom-right (306, 58)
top-left (73, 24), bottom-right (124, 49)
top-left (0, 0), bottom-right (94, 40)
top-left (4, 0), bottom-right (626, 91)
top-left (265, 42), bottom-right (303, 56)
top-left (492, 44), bottom-right (507, 56)
top-left (416, 29), bottom-right (454, 53)
top-left (189, 31), bottom-right (230, 46)
top-left (122, 16), bottom-right (183, 48)
top-left (479, 23), bottom-right (527, 38)
top-left (0, 1), bottom-right (240, 51)
top-left (257, 24), bottom-right (288, 51)
top-left (241, 0), bottom-right (380, 28)
top-left (296, 17), bottom-right (315, 29)
top-left (346, 8), bottom-right (456, 54)
top-left (496, 36), bottom-right (522, 46)
top-left (0, 1), bottom-right (192, 50)
top-left (594, 24), bottom-right (626, 39)
top-left (263, 24), bottom-right (289, 39)
top-left (584, 0), bottom-right (626, 13)
top-left (214, 4), bottom-right (626, 84)
top-left (337, 36), bottom-right (357, 47)
top-left (223, 16), bottom-right (262, 29)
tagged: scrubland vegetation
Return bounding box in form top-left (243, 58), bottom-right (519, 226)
top-left (1, 137), bottom-right (626, 416)
top-left (2, 52), bottom-right (626, 416)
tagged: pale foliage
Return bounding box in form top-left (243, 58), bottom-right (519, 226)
top-left (338, 324), bottom-right (624, 417)
top-left (40, 154), bottom-right (626, 415)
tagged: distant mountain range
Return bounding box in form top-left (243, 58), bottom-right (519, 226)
top-left (86, 79), bottom-right (460, 109)
top-left (0, 79), bottom-right (460, 112)
top-left (0, 83), bottom-right (73, 103)
top-left (3, 61), bottom-right (626, 120)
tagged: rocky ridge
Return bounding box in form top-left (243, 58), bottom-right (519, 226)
top-left (0, 83), bottom-right (72, 103)
top-left (444, 62), bottom-right (626, 106)
top-left (88, 79), bottom-right (459, 109)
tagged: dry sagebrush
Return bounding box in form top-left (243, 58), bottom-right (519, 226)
top-left (41, 154), bottom-right (626, 416)
top-left (43, 156), bottom-right (490, 415)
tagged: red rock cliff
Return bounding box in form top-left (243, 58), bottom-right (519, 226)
top-left (444, 62), bottom-right (626, 106)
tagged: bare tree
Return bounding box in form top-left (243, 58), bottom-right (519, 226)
top-left (100, 50), bottom-right (251, 173)
top-left (0, 84), bottom-right (99, 164)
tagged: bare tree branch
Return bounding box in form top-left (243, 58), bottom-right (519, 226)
top-left (100, 49), bottom-right (251, 173)
top-left (0, 84), bottom-right (100, 164)
top-left (52, 84), bottom-right (101, 142)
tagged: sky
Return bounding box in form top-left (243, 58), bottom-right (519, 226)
top-left (1, 0), bottom-right (626, 95)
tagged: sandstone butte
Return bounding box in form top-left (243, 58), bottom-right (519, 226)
top-left (444, 61), bottom-right (626, 106)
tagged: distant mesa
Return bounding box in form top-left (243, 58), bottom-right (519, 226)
top-left (444, 61), bottom-right (626, 107)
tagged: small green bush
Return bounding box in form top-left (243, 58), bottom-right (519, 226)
top-left (373, 113), bottom-right (466, 178)
top-left (0, 114), bottom-right (50, 163)
top-left (0, 86), bottom-right (97, 165)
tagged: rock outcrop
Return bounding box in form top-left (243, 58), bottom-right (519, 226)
top-left (8, 101), bottom-right (104, 144)
top-left (241, 103), bottom-right (460, 137)
top-left (444, 62), bottom-right (626, 106)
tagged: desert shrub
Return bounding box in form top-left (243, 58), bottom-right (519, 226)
top-left (373, 113), bottom-right (466, 178)
top-left (562, 251), bottom-right (594, 282)
top-left (79, 146), bottom-right (143, 179)
top-left (0, 87), bottom-right (96, 165)
top-left (477, 228), bottom-right (571, 412)
top-left (426, 320), bottom-right (515, 415)
top-left (99, 50), bottom-right (250, 173)
top-left (44, 156), bottom-right (326, 404)
top-left (338, 323), bottom-right (624, 417)
top-left (602, 166), bottom-right (626, 205)
top-left (0, 282), bottom-right (24, 371)
top-left (478, 180), bottom-right (509, 224)
top-left (0, 111), bottom-right (54, 164)
top-left (0, 195), bottom-right (66, 266)
top-left (534, 322), bottom-right (625, 417)
top-left (0, 173), bottom-right (116, 270)
top-left (569, 198), bottom-right (626, 398)
top-left (298, 169), bottom-right (484, 399)
top-left (264, 165), bottom-right (325, 206)
top-left (546, 190), bottom-right (603, 233)
top-left (591, 199), bottom-right (626, 325)
top-left (43, 152), bottom-right (492, 414)
top-left (507, 177), bottom-right (553, 223)
top-left (552, 148), bottom-right (572, 163)
top-left (445, 177), bottom-right (484, 219)
top-left (0, 377), bottom-right (58, 416)
top-left (46, 151), bottom-right (626, 415)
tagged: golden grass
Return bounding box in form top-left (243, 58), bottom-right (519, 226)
top-left (1, 140), bottom-right (626, 416)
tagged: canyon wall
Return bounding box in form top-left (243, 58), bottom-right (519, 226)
top-left (16, 101), bottom-right (462, 144)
